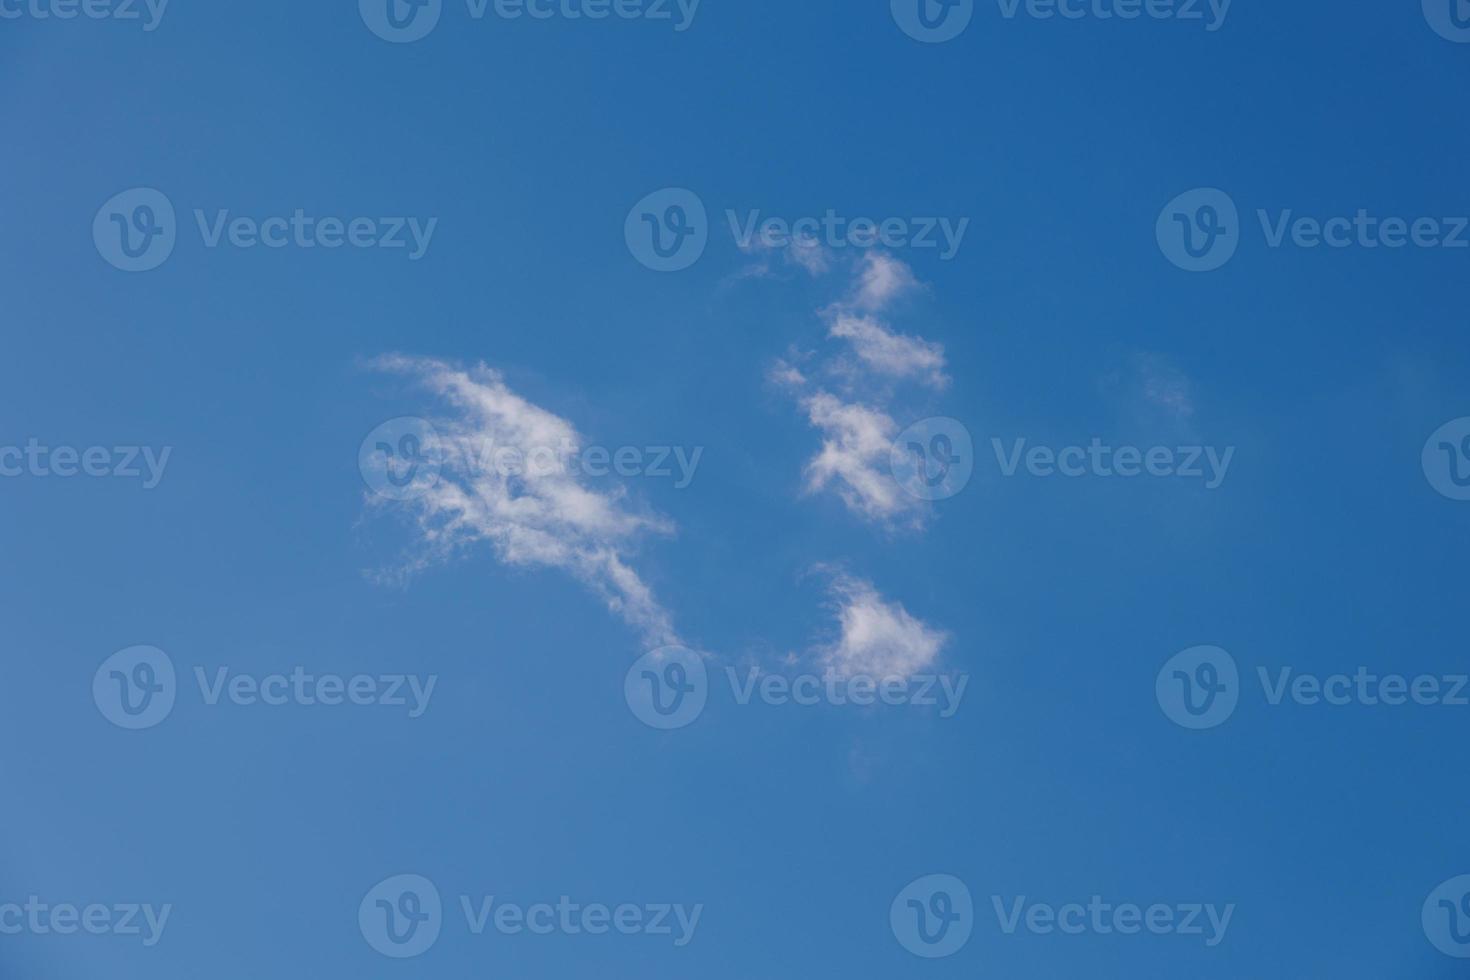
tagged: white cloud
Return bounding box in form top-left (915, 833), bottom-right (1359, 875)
top-left (828, 312), bottom-right (949, 390)
top-left (799, 391), bottom-right (926, 527)
top-left (366, 354), bottom-right (680, 648)
top-left (850, 252), bottom-right (920, 313)
top-left (733, 238), bottom-right (833, 281)
top-left (818, 574), bottom-right (948, 679)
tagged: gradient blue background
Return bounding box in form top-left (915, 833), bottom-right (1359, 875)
top-left (3, 0), bottom-right (1469, 976)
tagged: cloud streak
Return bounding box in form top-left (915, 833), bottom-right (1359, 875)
top-left (365, 354), bottom-right (681, 648)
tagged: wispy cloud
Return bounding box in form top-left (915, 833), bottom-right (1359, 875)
top-left (848, 251), bottom-right (920, 313)
top-left (365, 354), bottom-right (680, 648)
top-left (827, 312), bottom-right (949, 390)
top-left (799, 392), bottom-right (926, 528)
top-left (817, 573), bottom-right (949, 679)
top-left (769, 252), bottom-right (949, 526)
top-left (732, 237), bottom-right (833, 281)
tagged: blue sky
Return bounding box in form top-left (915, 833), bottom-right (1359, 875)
top-left (4, 0), bottom-right (1470, 977)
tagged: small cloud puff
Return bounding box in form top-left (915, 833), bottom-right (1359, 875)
top-left (817, 573), bottom-right (949, 679)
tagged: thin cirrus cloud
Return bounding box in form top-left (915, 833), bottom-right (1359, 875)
top-left (826, 253), bottom-right (949, 390)
top-left (796, 391), bottom-right (926, 529)
top-left (817, 572), bottom-right (949, 680)
top-left (770, 251), bottom-right (948, 529)
top-left (365, 353), bottom-right (681, 648)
